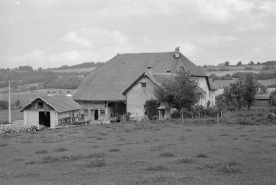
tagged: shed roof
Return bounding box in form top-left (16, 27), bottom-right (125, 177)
top-left (20, 95), bottom-right (83, 113)
top-left (254, 94), bottom-right (271, 100)
top-left (72, 51), bottom-right (207, 101)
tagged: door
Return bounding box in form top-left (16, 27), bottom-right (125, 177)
top-left (94, 110), bottom-right (98, 120)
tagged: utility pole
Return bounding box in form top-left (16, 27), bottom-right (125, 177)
top-left (8, 81), bottom-right (11, 124)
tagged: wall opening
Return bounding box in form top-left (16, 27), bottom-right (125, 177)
top-left (39, 111), bottom-right (51, 127)
top-left (94, 110), bottom-right (99, 120)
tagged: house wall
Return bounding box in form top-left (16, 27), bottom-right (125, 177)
top-left (209, 90), bottom-right (216, 106)
top-left (23, 110), bottom-right (39, 128)
top-left (126, 77), bottom-right (156, 120)
top-left (76, 101), bottom-right (108, 120)
top-left (197, 77), bottom-right (210, 107)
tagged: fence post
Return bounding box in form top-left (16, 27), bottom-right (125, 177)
top-left (198, 113), bottom-right (200, 124)
top-left (217, 113), bottom-right (219, 124)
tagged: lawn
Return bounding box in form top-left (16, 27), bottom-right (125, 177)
top-left (0, 122), bottom-right (275, 185)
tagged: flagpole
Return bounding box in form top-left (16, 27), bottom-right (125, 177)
top-left (9, 81), bottom-right (11, 124)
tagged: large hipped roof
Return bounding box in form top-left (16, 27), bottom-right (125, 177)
top-left (73, 51), bottom-right (207, 101)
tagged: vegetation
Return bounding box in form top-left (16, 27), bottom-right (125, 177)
top-left (154, 68), bottom-right (199, 112)
top-left (223, 73), bottom-right (260, 110)
top-left (237, 61), bottom-right (242, 65)
top-left (144, 99), bottom-right (159, 120)
top-left (224, 61), bottom-right (230, 66)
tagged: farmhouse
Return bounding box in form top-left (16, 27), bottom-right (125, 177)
top-left (73, 47), bottom-right (216, 121)
top-left (20, 95), bottom-right (83, 128)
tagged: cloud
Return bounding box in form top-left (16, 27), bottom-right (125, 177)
top-left (63, 31), bottom-right (91, 46)
top-left (64, 27), bottom-right (128, 47)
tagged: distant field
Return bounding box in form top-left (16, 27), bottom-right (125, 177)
top-left (0, 89), bottom-right (75, 107)
top-left (201, 64), bottom-right (275, 71)
top-left (49, 67), bottom-right (97, 73)
top-left (213, 78), bottom-right (276, 88)
top-left (204, 70), bottom-right (260, 77)
top-left (0, 109), bottom-right (23, 122)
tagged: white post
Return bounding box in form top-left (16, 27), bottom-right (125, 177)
top-left (8, 81), bottom-right (11, 124)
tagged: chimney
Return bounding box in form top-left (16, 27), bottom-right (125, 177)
top-left (147, 66), bottom-right (153, 76)
top-left (174, 47), bottom-right (180, 58)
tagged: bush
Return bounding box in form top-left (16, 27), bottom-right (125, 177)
top-left (171, 111), bottom-right (180, 118)
top-left (144, 99), bottom-right (159, 120)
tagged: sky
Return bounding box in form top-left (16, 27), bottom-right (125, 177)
top-left (0, 0), bottom-right (276, 69)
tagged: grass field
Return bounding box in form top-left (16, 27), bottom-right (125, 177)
top-left (0, 122), bottom-right (275, 185)
top-left (214, 78), bottom-right (276, 89)
top-left (49, 67), bottom-right (97, 73)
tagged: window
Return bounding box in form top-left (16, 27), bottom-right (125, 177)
top-left (84, 109), bottom-right (89, 116)
top-left (100, 110), bottom-right (105, 115)
top-left (38, 102), bottom-right (43, 109)
top-left (141, 83), bottom-right (146, 93)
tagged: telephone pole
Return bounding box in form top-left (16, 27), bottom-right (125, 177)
top-left (8, 81), bottom-right (11, 124)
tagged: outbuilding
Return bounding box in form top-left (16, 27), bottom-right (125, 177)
top-left (19, 95), bottom-right (83, 129)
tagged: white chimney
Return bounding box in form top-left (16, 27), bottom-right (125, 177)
top-left (147, 66), bottom-right (153, 76)
top-left (175, 47), bottom-right (180, 58)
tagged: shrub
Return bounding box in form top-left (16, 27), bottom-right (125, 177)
top-left (144, 99), bottom-right (159, 120)
top-left (159, 152), bottom-right (174, 157)
top-left (171, 110), bottom-right (180, 118)
top-left (86, 158), bottom-right (106, 168)
top-left (196, 153), bottom-right (207, 158)
top-left (145, 165), bottom-right (169, 171)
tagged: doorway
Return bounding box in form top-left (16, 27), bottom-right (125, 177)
top-left (39, 111), bottom-right (51, 127)
top-left (94, 110), bottom-right (99, 120)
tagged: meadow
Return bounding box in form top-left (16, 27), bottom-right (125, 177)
top-left (0, 122), bottom-right (275, 185)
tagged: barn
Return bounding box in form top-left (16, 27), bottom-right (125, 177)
top-left (19, 95), bottom-right (83, 129)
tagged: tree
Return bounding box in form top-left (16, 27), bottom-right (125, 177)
top-left (237, 61), bottom-right (242, 65)
top-left (203, 65), bottom-right (207, 68)
top-left (271, 90), bottom-right (276, 106)
top-left (224, 61), bottom-right (230, 66)
top-left (257, 62), bottom-right (261, 65)
top-left (154, 68), bottom-right (199, 112)
top-left (15, 100), bottom-right (21, 108)
top-left (223, 73), bottom-right (259, 110)
top-left (144, 99), bottom-right (159, 120)
top-left (250, 61), bottom-right (254, 65)
top-left (243, 73), bottom-right (259, 109)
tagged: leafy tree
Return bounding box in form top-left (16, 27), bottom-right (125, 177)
top-left (224, 61), bottom-right (230, 66)
top-left (271, 90), bottom-right (276, 106)
top-left (223, 73), bottom-right (259, 110)
top-left (223, 80), bottom-right (245, 109)
top-left (257, 62), bottom-right (261, 65)
top-left (15, 100), bottom-right (21, 108)
top-left (203, 65), bottom-right (207, 68)
top-left (154, 68), bottom-right (199, 112)
top-left (243, 73), bottom-right (260, 109)
top-left (237, 61), bottom-right (242, 65)
top-left (250, 61), bottom-right (254, 65)
top-left (144, 99), bottom-right (159, 120)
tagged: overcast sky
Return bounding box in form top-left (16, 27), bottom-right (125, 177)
top-left (0, 0), bottom-right (275, 69)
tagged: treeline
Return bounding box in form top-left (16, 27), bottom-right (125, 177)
top-left (209, 70), bottom-right (276, 81)
top-left (48, 62), bottom-right (104, 70)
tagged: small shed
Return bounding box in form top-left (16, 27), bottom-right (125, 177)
top-left (253, 94), bottom-right (272, 108)
top-left (19, 95), bottom-right (83, 128)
